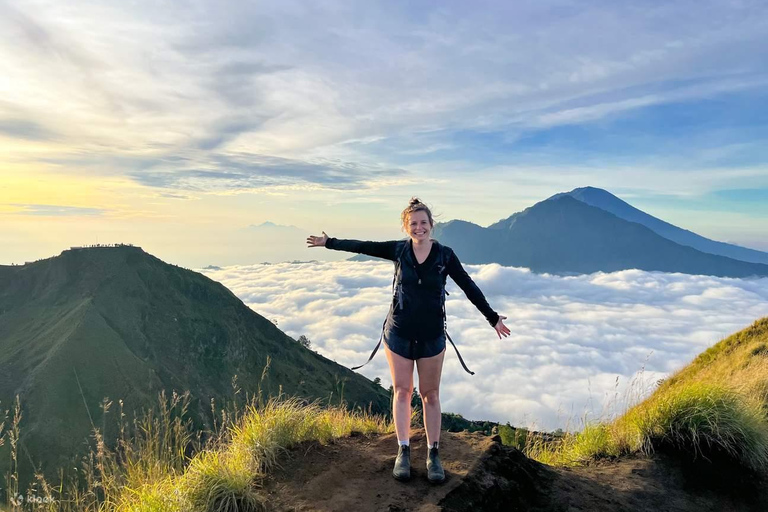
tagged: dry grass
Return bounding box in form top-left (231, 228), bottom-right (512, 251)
top-left (1, 359), bottom-right (391, 511)
top-left (523, 317), bottom-right (768, 472)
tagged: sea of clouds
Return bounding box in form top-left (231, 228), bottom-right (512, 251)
top-left (200, 261), bottom-right (768, 431)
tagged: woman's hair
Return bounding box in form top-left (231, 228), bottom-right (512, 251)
top-left (400, 197), bottom-right (435, 232)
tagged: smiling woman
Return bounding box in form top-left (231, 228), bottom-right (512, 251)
top-left (306, 197), bottom-right (510, 485)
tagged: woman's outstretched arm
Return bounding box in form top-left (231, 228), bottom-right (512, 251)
top-left (307, 231), bottom-right (399, 261)
top-left (446, 248), bottom-right (510, 338)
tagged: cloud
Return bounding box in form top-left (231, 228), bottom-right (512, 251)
top-left (158, 192), bottom-right (193, 200)
top-left (529, 76), bottom-right (768, 129)
top-left (126, 153), bottom-right (408, 192)
top-left (2, 0), bottom-right (767, 196)
top-left (0, 118), bottom-right (56, 141)
top-left (6, 204), bottom-right (107, 216)
top-left (200, 260), bottom-right (768, 430)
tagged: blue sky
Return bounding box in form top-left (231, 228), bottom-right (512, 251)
top-left (0, 0), bottom-right (766, 266)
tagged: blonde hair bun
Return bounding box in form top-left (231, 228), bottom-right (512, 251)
top-left (401, 197), bottom-right (436, 232)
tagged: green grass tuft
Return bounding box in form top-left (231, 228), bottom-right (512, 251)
top-left (521, 317), bottom-right (768, 472)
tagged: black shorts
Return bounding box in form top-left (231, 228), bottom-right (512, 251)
top-left (383, 328), bottom-right (446, 360)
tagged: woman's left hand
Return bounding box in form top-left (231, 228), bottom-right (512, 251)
top-left (494, 315), bottom-right (511, 339)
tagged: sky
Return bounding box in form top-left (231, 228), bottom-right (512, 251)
top-left (202, 260), bottom-right (768, 430)
top-left (1, 0), bottom-right (767, 267)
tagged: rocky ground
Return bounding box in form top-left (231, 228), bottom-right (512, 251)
top-left (261, 428), bottom-right (767, 512)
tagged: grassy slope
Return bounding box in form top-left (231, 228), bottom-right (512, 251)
top-left (531, 317), bottom-right (768, 471)
top-left (661, 316), bottom-right (768, 403)
top-left (0, 247), bottom-right (389, 487)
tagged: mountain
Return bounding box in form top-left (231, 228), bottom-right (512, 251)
top-left (248, 221), bottom-right (304, 232)
top-left (0, 245), bottom-right (389, 485)
top-left (432, 195), bottom-right (768, 277)
top-left (547, 186), bottom-right (768, 265)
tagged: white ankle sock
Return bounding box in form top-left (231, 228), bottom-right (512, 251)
top-left (398, 439), bottom-right (410, 447)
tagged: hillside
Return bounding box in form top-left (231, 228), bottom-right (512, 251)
top-left (433, 195), bottom-right (768, 277)
top-left (660, 316), bottom-right (768, 394)
top-left (0, 245), bottom-right (389, 488)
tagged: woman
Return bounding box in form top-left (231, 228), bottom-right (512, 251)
top-left (306, 197), bottom-right (510, 484)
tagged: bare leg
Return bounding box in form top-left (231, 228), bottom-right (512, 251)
top-left (416, 347), bottom-right (446, 447)
top-left (384, 344), bottom-right (415, 442)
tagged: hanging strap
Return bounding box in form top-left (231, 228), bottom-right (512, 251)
top-left (351, 316), bottom-right (387, 371)
top-left (440, 245), bottom-right (474, 375)
top-left (445, 330), bottom-right (475, 375)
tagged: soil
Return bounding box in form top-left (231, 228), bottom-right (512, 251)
top-left (260, 428), bottom-right (768, 512)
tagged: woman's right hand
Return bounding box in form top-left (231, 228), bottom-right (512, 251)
top-left (306, 231), bottom-right (329, 247)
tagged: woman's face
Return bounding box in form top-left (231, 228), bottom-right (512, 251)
top-left (407, 210), bottom-right (432, 242)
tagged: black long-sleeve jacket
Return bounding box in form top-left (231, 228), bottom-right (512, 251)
top-left (325, 237), bottom-right (499, 341)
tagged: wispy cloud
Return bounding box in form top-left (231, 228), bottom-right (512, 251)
top-left (201, 260), bottom-right (768, 430)
top-left (7, 204), bottom-right (107, 216)
top-left (126, 154), bottom-right (408, 192)
top-left (529, 75), bottom-right (768, 129)
top-left (2, 0), bottom-right (766, 194)
top-left (0, 118), bottom-right (57, 141)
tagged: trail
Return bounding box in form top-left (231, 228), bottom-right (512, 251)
top-left (262, 428), bottom-right (767, 511)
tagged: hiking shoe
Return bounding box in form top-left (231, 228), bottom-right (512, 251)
top-left (392, 445), bottom-right (411, 481)
top-left (426, 446), bottom-right (445, 483)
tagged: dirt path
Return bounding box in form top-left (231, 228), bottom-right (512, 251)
top-left (261, 429), bottom-right (767, 512)
top-left (262, 429), bottom-right (507, 512)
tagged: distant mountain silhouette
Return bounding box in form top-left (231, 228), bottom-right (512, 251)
top-left (431, 195), bottom-right (768, 277)
top-left (0, 245), bottom-right (388, 486)
top-left (546, 186), bottom-right (768, 265)
top-left (248, 221), bottom-right (304, 232)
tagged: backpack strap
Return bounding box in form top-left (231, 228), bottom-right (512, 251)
top-left (393, 240), bottom-right (409, 310)
top-left (351, 240), bottom-right (409, 371)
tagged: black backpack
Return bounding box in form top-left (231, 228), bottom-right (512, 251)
top-left (351, 240), bottom-right (475, 375)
